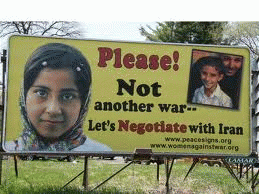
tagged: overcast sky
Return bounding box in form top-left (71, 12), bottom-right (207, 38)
top-left (81, 22), bottom-right (156, 42)
top-left (1, 0), bottom-right (257, 21)
top-left (0, 0), bottom-right (258, 81)
top-left (0, 22), bottom-right (156, 50)
top-left (0, 21), bottom-right (157, 82)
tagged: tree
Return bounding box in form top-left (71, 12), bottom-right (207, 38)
top-left (223, 22), bottom-right (259, 62)
top-left (139, 21), bottom-right (228, 45)
top-left (0, 21), bottom-right (82, 52)
top-left (0, 21), bottom-right (81, 38)
top-left (139, 22), bottom-right (177, 42)
top-left (0, 21), bottom-right (82, 85)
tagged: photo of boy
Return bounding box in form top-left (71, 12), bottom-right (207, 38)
top-left (191, 56), bottom-right (232, 108)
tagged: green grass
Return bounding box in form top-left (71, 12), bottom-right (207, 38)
top-left (0, 157), bottom-right (256, 193)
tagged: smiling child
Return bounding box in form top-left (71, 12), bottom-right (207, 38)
top-left (192, 56), bottom-right (232, 108)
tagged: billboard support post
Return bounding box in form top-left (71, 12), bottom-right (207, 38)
top-left (222, 159), bottom-right (244, 187)
top-left (62, 168), bottom-right (86, 189)
top-left (251, 170), bottom-right (259, 192)
top-left (0, 155), bottom-right (2, 185)
top-left (165, 158), bottom-right (175, 193)
top-left (0, 49), bottom-right (7, 185)
top-left (90, 149), bottom-right (152, 192)
top-left (82, 156), bottom-right (88, 190)
top-left (251, 166), bottom-right (254, 183)
top-left (157, 163), bottom-right (160, 181)
top-left (14, 155), bottom-right (18, 177)
top-left (90, 161), bottom-right (134, 192)
top-left (184, 157), bottom-right (200, 181)
top-left (62, 156), bottom-right (89, 190)
top-left (182, 157), bottom-right (246, 188)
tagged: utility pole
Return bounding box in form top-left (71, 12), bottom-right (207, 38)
top-left (0, 49), bottom-right (7, 185)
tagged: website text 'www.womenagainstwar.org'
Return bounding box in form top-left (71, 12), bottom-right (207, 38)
top-left (149, 137), bottom-right (239, 152)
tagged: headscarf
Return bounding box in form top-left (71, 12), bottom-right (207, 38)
top-left (18, 43), bottom-right (92, 151)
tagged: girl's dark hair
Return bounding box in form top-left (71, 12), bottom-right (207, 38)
top-left (23, 43), bottom-right (91, 105)
top-left (194, 56), bottom-right (225, 74)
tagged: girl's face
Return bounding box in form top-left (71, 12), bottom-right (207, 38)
top-left (26, 68), bottom-right (81, 139)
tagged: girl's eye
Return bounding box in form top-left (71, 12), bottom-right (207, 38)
top-left (61, 93), bottom-right (76, 101)
top-left (35, 90), bottom-right (48, 98)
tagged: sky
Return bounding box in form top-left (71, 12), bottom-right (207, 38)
top-left (0, 0), bottom-right (258, 80)
top-left (0, 21), bottom-right (157, 81)
top-left (81, 22), bottom-right (156, 42)
top-left (0, 22), bottom-right (157, 50)
top-left (0, 0), bottom-right (258, 45)
top-left (1, 0), bottom-right (257, 21)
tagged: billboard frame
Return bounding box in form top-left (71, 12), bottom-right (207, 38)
top-left (1, 35), bottom-right (252, 158)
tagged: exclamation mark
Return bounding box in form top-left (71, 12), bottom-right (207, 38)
top-left (173, 51), bottom-right (179, 71)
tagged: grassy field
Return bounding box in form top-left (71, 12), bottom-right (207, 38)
top-left (0, 157), bottom-right (257, 193)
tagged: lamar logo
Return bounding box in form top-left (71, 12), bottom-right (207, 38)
top-left (225, 157), bottom-right (258, 165)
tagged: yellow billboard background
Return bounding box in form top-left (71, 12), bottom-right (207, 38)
top-left (4, 35), bottom-right (251, 155)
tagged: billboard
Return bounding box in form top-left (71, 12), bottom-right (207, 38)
top-left (2, 35), bottom-right (251, 156)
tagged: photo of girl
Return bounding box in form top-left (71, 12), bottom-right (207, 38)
top-left (6, 43), bottom-right (112, 152)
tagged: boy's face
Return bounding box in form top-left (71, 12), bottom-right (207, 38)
top-left (200, 65), bottom-right (223, 92)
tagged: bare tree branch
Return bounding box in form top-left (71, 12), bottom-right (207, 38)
top-left (41, 21), bottom-right (59, 36)
top-left (12, 22), bottom-right (21, 34)
top-left (223, 22), bottom-right (259, 61)
top-left (0, 21), bottom-right (81, 38)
